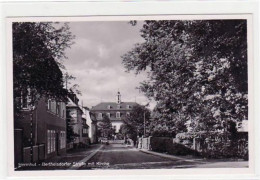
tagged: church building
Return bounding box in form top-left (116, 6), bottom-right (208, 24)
top-left (91, 91), bottom-right (139, 133)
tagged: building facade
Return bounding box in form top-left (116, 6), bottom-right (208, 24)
top-left (66, 94), bottom-right (83, 146)
top-left (81, 115), bottom-right (90, 146)
top-left (14, 96), bottom-right (67, 166)
top-left (82, 107), bottom-right (98, 144)
top-left (91, 91), bottom-right (139, 133)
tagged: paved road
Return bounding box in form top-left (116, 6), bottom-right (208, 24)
top-left (16, 143), bottom-right (248, 170)
top-left (79, 143), bottom-right (200, 169)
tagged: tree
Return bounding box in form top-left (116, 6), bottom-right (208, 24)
top-left (13, 22), bottom-right (75, 119)
top-left (63, 72), bottom-right (82, 95)
top-left (122, 20), bottom-right (248, 136)
top-left (66, 110), bottom-right (77, 143)
top-left (98, 114), bottom-right (114, 139)
top-left (120, 104), bottom-right (151, 145)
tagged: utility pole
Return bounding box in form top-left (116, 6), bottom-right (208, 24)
top-left (144, 112), bottom-right (146, 137)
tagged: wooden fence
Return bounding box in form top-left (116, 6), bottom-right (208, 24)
top-left (22, 144), bottom-right (45, 164)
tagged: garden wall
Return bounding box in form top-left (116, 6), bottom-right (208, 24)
top-left (138, 136), bottom-right (200, 156)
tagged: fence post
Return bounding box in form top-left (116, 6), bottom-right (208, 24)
top-left (23, 147), bottom-right (31, 163)
top-left (32, 145), bottom-right (39, 162)
top-left (148, 136), bottom-right (152, 150)
top-left (138, 137), bottom-right (142, 149)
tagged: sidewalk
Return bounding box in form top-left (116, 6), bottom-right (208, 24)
top-left (16, 144), bottom-right (103, 170)
top-left (139, 148), bottom-right (248, 168)
top-left (69, 144), bottom-right (103, 170)
top-left (139, 148), bottom-right (204, 162)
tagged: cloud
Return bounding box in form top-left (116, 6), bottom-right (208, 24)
top-left (63, 21), bottom-right (151, 108)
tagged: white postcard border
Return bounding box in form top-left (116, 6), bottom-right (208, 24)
top-left (1, 1), bottom-right (259, 179)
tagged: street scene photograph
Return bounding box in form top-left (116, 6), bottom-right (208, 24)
top-left (12, 17), bottom-right (249, 170)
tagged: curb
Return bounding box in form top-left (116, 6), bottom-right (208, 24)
top-left (139, 149), bottom-right (201, 162)
top-left (69, 145), bottom-right (104, 170)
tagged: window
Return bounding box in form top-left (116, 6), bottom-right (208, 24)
top-left (106, 113), bottom-right (111, 118)
top-left (47, 99), bottom-right (51, 110)
top-left (47, 130), bottom-right (51, 154)
top-left (83, 129), bottom-right (88, 134)
top-left (62, 109), bottom-right (65, 119)
top-left (60, 131), bottom-right (66, 149)
top-left (54, 131), bottom-right (56, 151)
top-left (126, 112), bottom-right (130, 117)
top-left (51, 130), bottom-right (56, 152)
top-left (62, 102), bottom-right (66, 119)
top-left (56, 102), bottom-right (60, 115)
top-left (48, 99), bottom-right (57, 114)
top-left (126, 105), bottom-right (131, 109)
top-left (60, 132), bottom-right (62, 149)
top-left (107, 105), bottom-right (111, 109)
top-left (98, 113), bottom-right (102, 119)
top-left (52, 101), bottom-right (56, 114)
top-left (117, 105), bottom-right (121, 109)
top-left (116, 112), bottom-right (121, 119)
top-left (48, 100), bottom-right (66, 119)
top-left (48, 130), bottom-right (56, 154)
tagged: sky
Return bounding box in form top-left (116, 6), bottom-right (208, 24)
top-left (63, 21), bottom-right (155, 109)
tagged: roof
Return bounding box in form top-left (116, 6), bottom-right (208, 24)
top-left (66, 98), bottom-right (83, 112)
top-left (67, 98), bottom-right (77, 107)
top-left (91, 102), bottom-right (139, 111)
top-left (83, 106), bottom-right (90, 110)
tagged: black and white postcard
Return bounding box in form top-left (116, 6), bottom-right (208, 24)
top-left (3, 1), bottom-right (259, 179)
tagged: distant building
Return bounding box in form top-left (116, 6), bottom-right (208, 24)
top-left (236, 120), bottom-right (248, 132)
top-left (82, 107), bottom-right (98, 144)
top-left (81, 115), bottom-right (90, 146)
top-left (91, 91), bottom-right (139, 133)
top-left (66, 93), bottom-right (84, 146)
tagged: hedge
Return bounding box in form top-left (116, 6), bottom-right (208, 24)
top-left (150, 137), bottom-right (200, 156)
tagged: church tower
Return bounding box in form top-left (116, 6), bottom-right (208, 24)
top-left (116, 91), bottom-right (121, 104)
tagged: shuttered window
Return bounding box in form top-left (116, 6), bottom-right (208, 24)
top-left (116, 112), bottom-right (120, 119)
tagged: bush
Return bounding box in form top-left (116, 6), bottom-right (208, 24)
top-left (150, 137), bottom-right (200, 157)
top-left (201, 139), bottom-right (248, 159)
top-left (174, 131), bottom-right (248, 159)
top-left (166, 143), bottom-right (201, 156)
top-left (151, 130), bottom-right (176, 137)
top-left (150, 137), bottom-right (172, 152)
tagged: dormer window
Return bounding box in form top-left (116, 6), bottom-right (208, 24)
top-left (126, 105), bottom-right (131, 109)
top-left (117, 105), bottom-right (121, 109)
top-left (116, 112), bottom-right (121, 119)
top-left (107, 105), bottom-right (111, 109)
